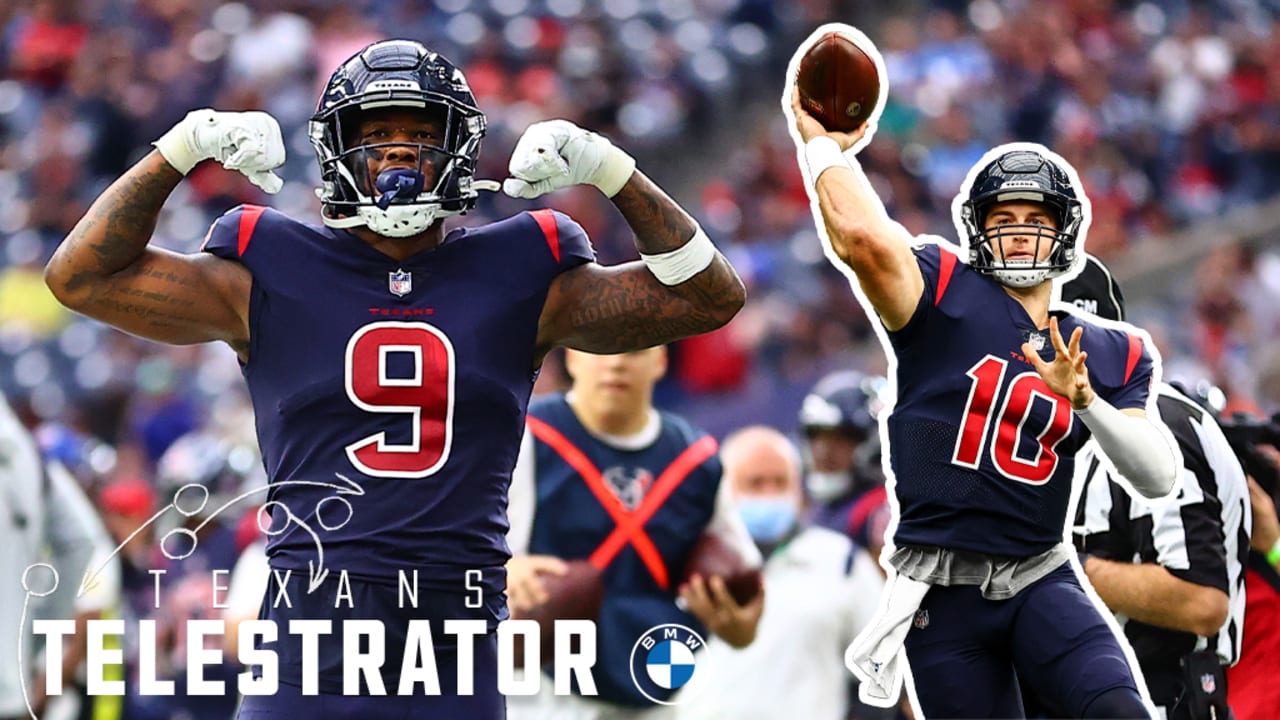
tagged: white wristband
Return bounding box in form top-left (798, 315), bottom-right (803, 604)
top-left (804, 136), bottom-right (850, 184)
top-left (594, 144), bottom-right (637, 198)
top-left (640, 225), bottom-right (717, 286)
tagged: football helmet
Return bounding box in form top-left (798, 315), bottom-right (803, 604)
top-left (799, 371), bottom-right (887, 503)
top-left (799, 370), bottom-right (885, 439)
top-left (960, 149), bottom-right (1084, 288)
top-left (310, 40), bottom-right (493, 238)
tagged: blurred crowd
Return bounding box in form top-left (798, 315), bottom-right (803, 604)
top-left (4, 0), bottom-right (1280, 436)
top-left (4, 0), bottom-right (1280, 718)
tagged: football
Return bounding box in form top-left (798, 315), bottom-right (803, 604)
top-left (682, 532), bottom-right (762, 606)
top-left (514, 558), bottom-right (604, 625)
top-left (512, 559), bottom-right (603, 666)
top-left (795, 30), bottom-right (882, 133)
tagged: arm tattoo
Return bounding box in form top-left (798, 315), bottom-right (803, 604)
top-left (54, 151), bottom-right (184, 294)
top-left (47, 151), bottom-right (248, 351)
top-left (605, 172), bottom-right (746, 330)
top-left (557, 264), bottom-right (729, 354)
top-left (610, 173), bottom-right (698, 255)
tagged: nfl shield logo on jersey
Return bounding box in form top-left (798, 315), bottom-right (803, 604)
top-left (389, 269), bottom-right (412, 297)
top-left (1200, 673), bottom-right (1216, 694)
top-left (630, 623), bottom-right (708, 705)
top-left (913, 609), bottom-right (930, 629)
top-left (1023, 330), bottom-right (1046, 353)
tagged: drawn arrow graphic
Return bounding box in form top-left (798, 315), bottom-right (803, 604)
top-left (78, 473), bottom-right (364, 598)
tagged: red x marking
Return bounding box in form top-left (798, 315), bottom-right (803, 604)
top-left (526, 415), bottom-right (717, 590)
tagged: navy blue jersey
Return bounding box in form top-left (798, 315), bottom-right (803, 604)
top-left (886, 243), bottom-right (1154, 557)
top-left (525, 395), bottom-right (721, 706)
top-left (202, 206), bottom-right (593, 592)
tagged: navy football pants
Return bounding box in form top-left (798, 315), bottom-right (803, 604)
top-left (903, 563), bottom-right (1144, 718)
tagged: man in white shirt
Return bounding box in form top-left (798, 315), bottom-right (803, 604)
top-left (676, 426), bottom-right (883, 720)
top-left (0, 396), bottom-right (106, 720)
top-left (506, 348), bottom-right (762, 719)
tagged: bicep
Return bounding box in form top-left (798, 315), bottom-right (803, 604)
top-left (70, 248), bottom-right (250, 352)
top-left (850, 232), bottom-right (925, 332)
top-left (814, 167), bottom-right (924, 331)
top-left (537, 262), bottom-right (724, 356)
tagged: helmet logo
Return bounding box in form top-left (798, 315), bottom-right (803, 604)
top-left (845, 101), bottom-right (862, 118)
top-left (366, 79), bottom-right (418, 92)
top-left (449, 68), bottom-right (471, 93)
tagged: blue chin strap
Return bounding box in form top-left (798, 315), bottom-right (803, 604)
top-left (374, 168), bottom-right (426, 210)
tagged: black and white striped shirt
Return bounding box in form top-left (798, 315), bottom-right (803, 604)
top-left (1074, 383), bottom-right (1250, 669)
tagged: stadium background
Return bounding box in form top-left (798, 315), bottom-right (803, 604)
top-left (1, 0), bottom-right (1279, 716)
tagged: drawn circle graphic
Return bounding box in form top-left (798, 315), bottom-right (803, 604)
top-left (172, 484), bottom-right (210, 517)
top-left (22, 563), bottom-right (59, 597)
top-left (628, 623), bottom-right (708, 705)
top-left (256, 504), bottom-right (277, 534)
top-left (259, 501), bottom-right (293, 536)
top-left (315, 496), bottom-right (354, 531)
top-left (160, 528), bottom-right (199, 560)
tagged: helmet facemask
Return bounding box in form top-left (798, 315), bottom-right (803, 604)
top-left (312, 102), bottom-right (484, 238)
top-left (958, 148), bottom-right (1085, 288)
top-left (310, 40), bottom-right (495, 239)
top-left (961, 197), bottom-right (1083, 288)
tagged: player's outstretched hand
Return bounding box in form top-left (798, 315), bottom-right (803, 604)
top-left (153, 109), bottom-right (285, 193)
top-left (789, 86), bottom-right (867, 151)
top-left (503, 119), bottom-right (636, 199)
top-left (1023, 316), bottom-right (1094, 410)
top-left (505, 554), bottom-right (567, 613)
top-left (679, 573), bottom-right (763, 648)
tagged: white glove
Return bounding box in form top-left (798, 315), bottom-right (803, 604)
top-left (503, 120), bottom-right (636, 199)
top-left (153, 109), bottom-right (286, 194)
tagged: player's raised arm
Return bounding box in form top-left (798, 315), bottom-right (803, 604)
top-left (44, 111), bottom-right (284, 356)
top-left (788, 89), bottom-right (923, 332)
top-left (503, 120), bottom-right (747, 355)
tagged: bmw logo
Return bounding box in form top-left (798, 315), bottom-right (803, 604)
top-left (629, 623), bottom-right (707, 705)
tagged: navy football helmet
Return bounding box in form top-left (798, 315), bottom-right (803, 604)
top-left (310, 40), bottom-right (494, 237)
top-left (959, 149), bottom-right (1084, 288)
top-left (798, 371), bottom-right (887, 503)
top-left (799, 370), bottom-right (884, 440)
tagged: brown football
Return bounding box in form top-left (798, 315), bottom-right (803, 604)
top-left (796, 31), bottom-right (882, 133)
top-left (512, 559), bottom-right (603, 666)
top-left (681, 532), bottom-right (762, 606)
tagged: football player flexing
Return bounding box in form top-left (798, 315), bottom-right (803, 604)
top-left (789, 79), bottom-right (1179, 719)
top-left (45, 39), bottom-right (745, 719)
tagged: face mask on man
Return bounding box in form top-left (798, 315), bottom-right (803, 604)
top-left (804, 470), bottom-right (852, 503)
top-left (737, 496), bottom-right (799, 545)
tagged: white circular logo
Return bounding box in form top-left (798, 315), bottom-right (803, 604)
top-left (629, 623), bottom-right (707, 705)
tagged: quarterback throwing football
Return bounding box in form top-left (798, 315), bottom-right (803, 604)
top-left (788, 25), bottom-right (1178, 720)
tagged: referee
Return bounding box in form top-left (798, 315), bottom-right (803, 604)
top-left (1061, 257), bottom-right (1251, 720)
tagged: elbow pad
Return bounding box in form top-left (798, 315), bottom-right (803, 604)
top-left (1076, 396), bottom-right (1178, 498)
